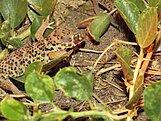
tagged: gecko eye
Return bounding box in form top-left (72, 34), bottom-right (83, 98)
top-left (73, 34), bottom-right (84, 45)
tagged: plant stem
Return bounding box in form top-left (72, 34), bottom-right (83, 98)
top-left (91, 42), bottom-right (116, 73)
top-left (11, 27), bottom-right (31, 40)
top-left (109, 8), bottom-right (117, 15)
top-left (127, 48), bottom-right (144, 121)
top-left (43, 110), bottom-right (128, 120)
top-left (129, 48), bottom-right (144, 99)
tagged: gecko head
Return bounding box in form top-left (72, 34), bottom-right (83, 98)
top-left (50, 27), bottom-right (85, 50)
top-left (62, 33), bottom-right (85, 50)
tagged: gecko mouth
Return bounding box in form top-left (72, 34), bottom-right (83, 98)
top-left (73, 34), bottom-right (85, 46)
top-left (74, 38), bottom-right (85, 46)
top-left (71, 37), bottom-right (85, 51)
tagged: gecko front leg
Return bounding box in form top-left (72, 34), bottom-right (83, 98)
top-left (35, 15), bottom-right (54, 41)
top-left (0, 79), bottom-right (23, 95)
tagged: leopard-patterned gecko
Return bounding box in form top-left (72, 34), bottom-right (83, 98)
top-left (0, 26), bottom-right (83, 94)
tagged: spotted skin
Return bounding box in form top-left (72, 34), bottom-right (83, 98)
top-left (0, 27), bottom-right (80, 81)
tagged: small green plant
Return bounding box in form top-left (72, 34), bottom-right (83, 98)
top-left (114, 0), bottom-right (161, 120)
top-left (0, 0), bottom-right (161, 121)
top-left (0, 1), bottom-right (122, 120)
top-left (1, 61), bottom-right (118, 121)
top-left (79, 0), bottom-right (161, 120)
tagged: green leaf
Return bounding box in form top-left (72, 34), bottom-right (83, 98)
top-left (0, 19), bottom-right (10, 32)
top-left (0, 19), bottom-right (10, 46)
top-left (27, 0), bottom-right (54, 16)
top-left (25, 61), bottom-right (43, 77)
top-left (27, 7), bottom-right (39, 23)
top-left (1, 97), bottom-right (27, 121)
top-left (135, 7), bottom-right (158, 48)
top-left (9, 38), bottom-right (24, 48)
top-left (85, 72), bottom-right (94, 88)
top-left (146, 0), bottom-right (161, 14)
top-left (144, 81), bottom-right (161, 121)
top-left (31, 16), bottom-right (45, 40)
top-left (13, 75), bottom-right (26, 83)
top-left (115, 46), bottom-right (133, 80)
top-left (15, 59), bottom-right (43, 83)
top-left (158, 1), bottom-right (161, 13)
top-left (87, 11), bottom-right (111, 41)
top-left (0, 0), bottom-right (28, 28)
top-left (127, 0), bottom-right (146, 11)
top-left (25, 71), bottom-right (55, 103)
top-left (0, 49), bottom-right (8, 61)
top-left (114, 0), bottom-right (140, 33)
top-left (54, 67), bottom-right (93, 101)
top-left (147, 0), bottom-right (160, 6)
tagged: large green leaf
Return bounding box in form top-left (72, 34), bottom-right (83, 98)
top-left (148, 0), bottom-right (161, 14)
top-left (27, 0), bottom-right (54, 16)
top-left (25, 61), bottom-right (43, 77)
top-left (135, 7), bottom-right (158, 48)
top-left (1, 97), bottom-right (27, 121)
top-left (127, 0), bottom-right (146, 11)
top-left (0, 19), bottom-right (10, 47)
top-left (114, 0), bottom-right (140, 33)
top-left (0, 18), bottom-right (10, 33)
top-left (0, 0), bottom-right (28, 28)
top-left (9, 38), bottom-right (24, 48)
top-left (87, 11), bottom-right (111, 41)
top-left (25, 71), bottom-right (55, 103)
top-left (115, 46), bottom-right (133, 80)
top-left (13, 61), bottom-right (43, 83)
top-left (30, 16), bottom-right (45, 40)
top-left (147, 0), bottom-right (160, 6)
top-left (144, 81), bottom-right (161, 121)
top-left (0, 49), bottom-right (8, 61)
top-left (158, 1), bottom-right (161, 13)
top-left (0, 19), bottom-right (24, 48)
top-left (54, 67), bottom-right (93, 101)
top-left (27, 7), bottom-right (40, 23)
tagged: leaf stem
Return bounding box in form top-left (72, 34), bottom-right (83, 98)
top-left (109, 8), bottom-right (117, 15)
top-left (43, 110), bottom-right (128, 120)
top-left (127, 48), bottom-right (144, 121)
top-left (129, 48), bottom-right (144, 99)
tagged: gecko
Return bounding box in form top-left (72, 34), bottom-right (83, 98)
top-left (0, 25), bottom-right (83, 94)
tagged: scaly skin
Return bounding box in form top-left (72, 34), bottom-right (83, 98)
top-left (0, 26), bottom-right (82, 93)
